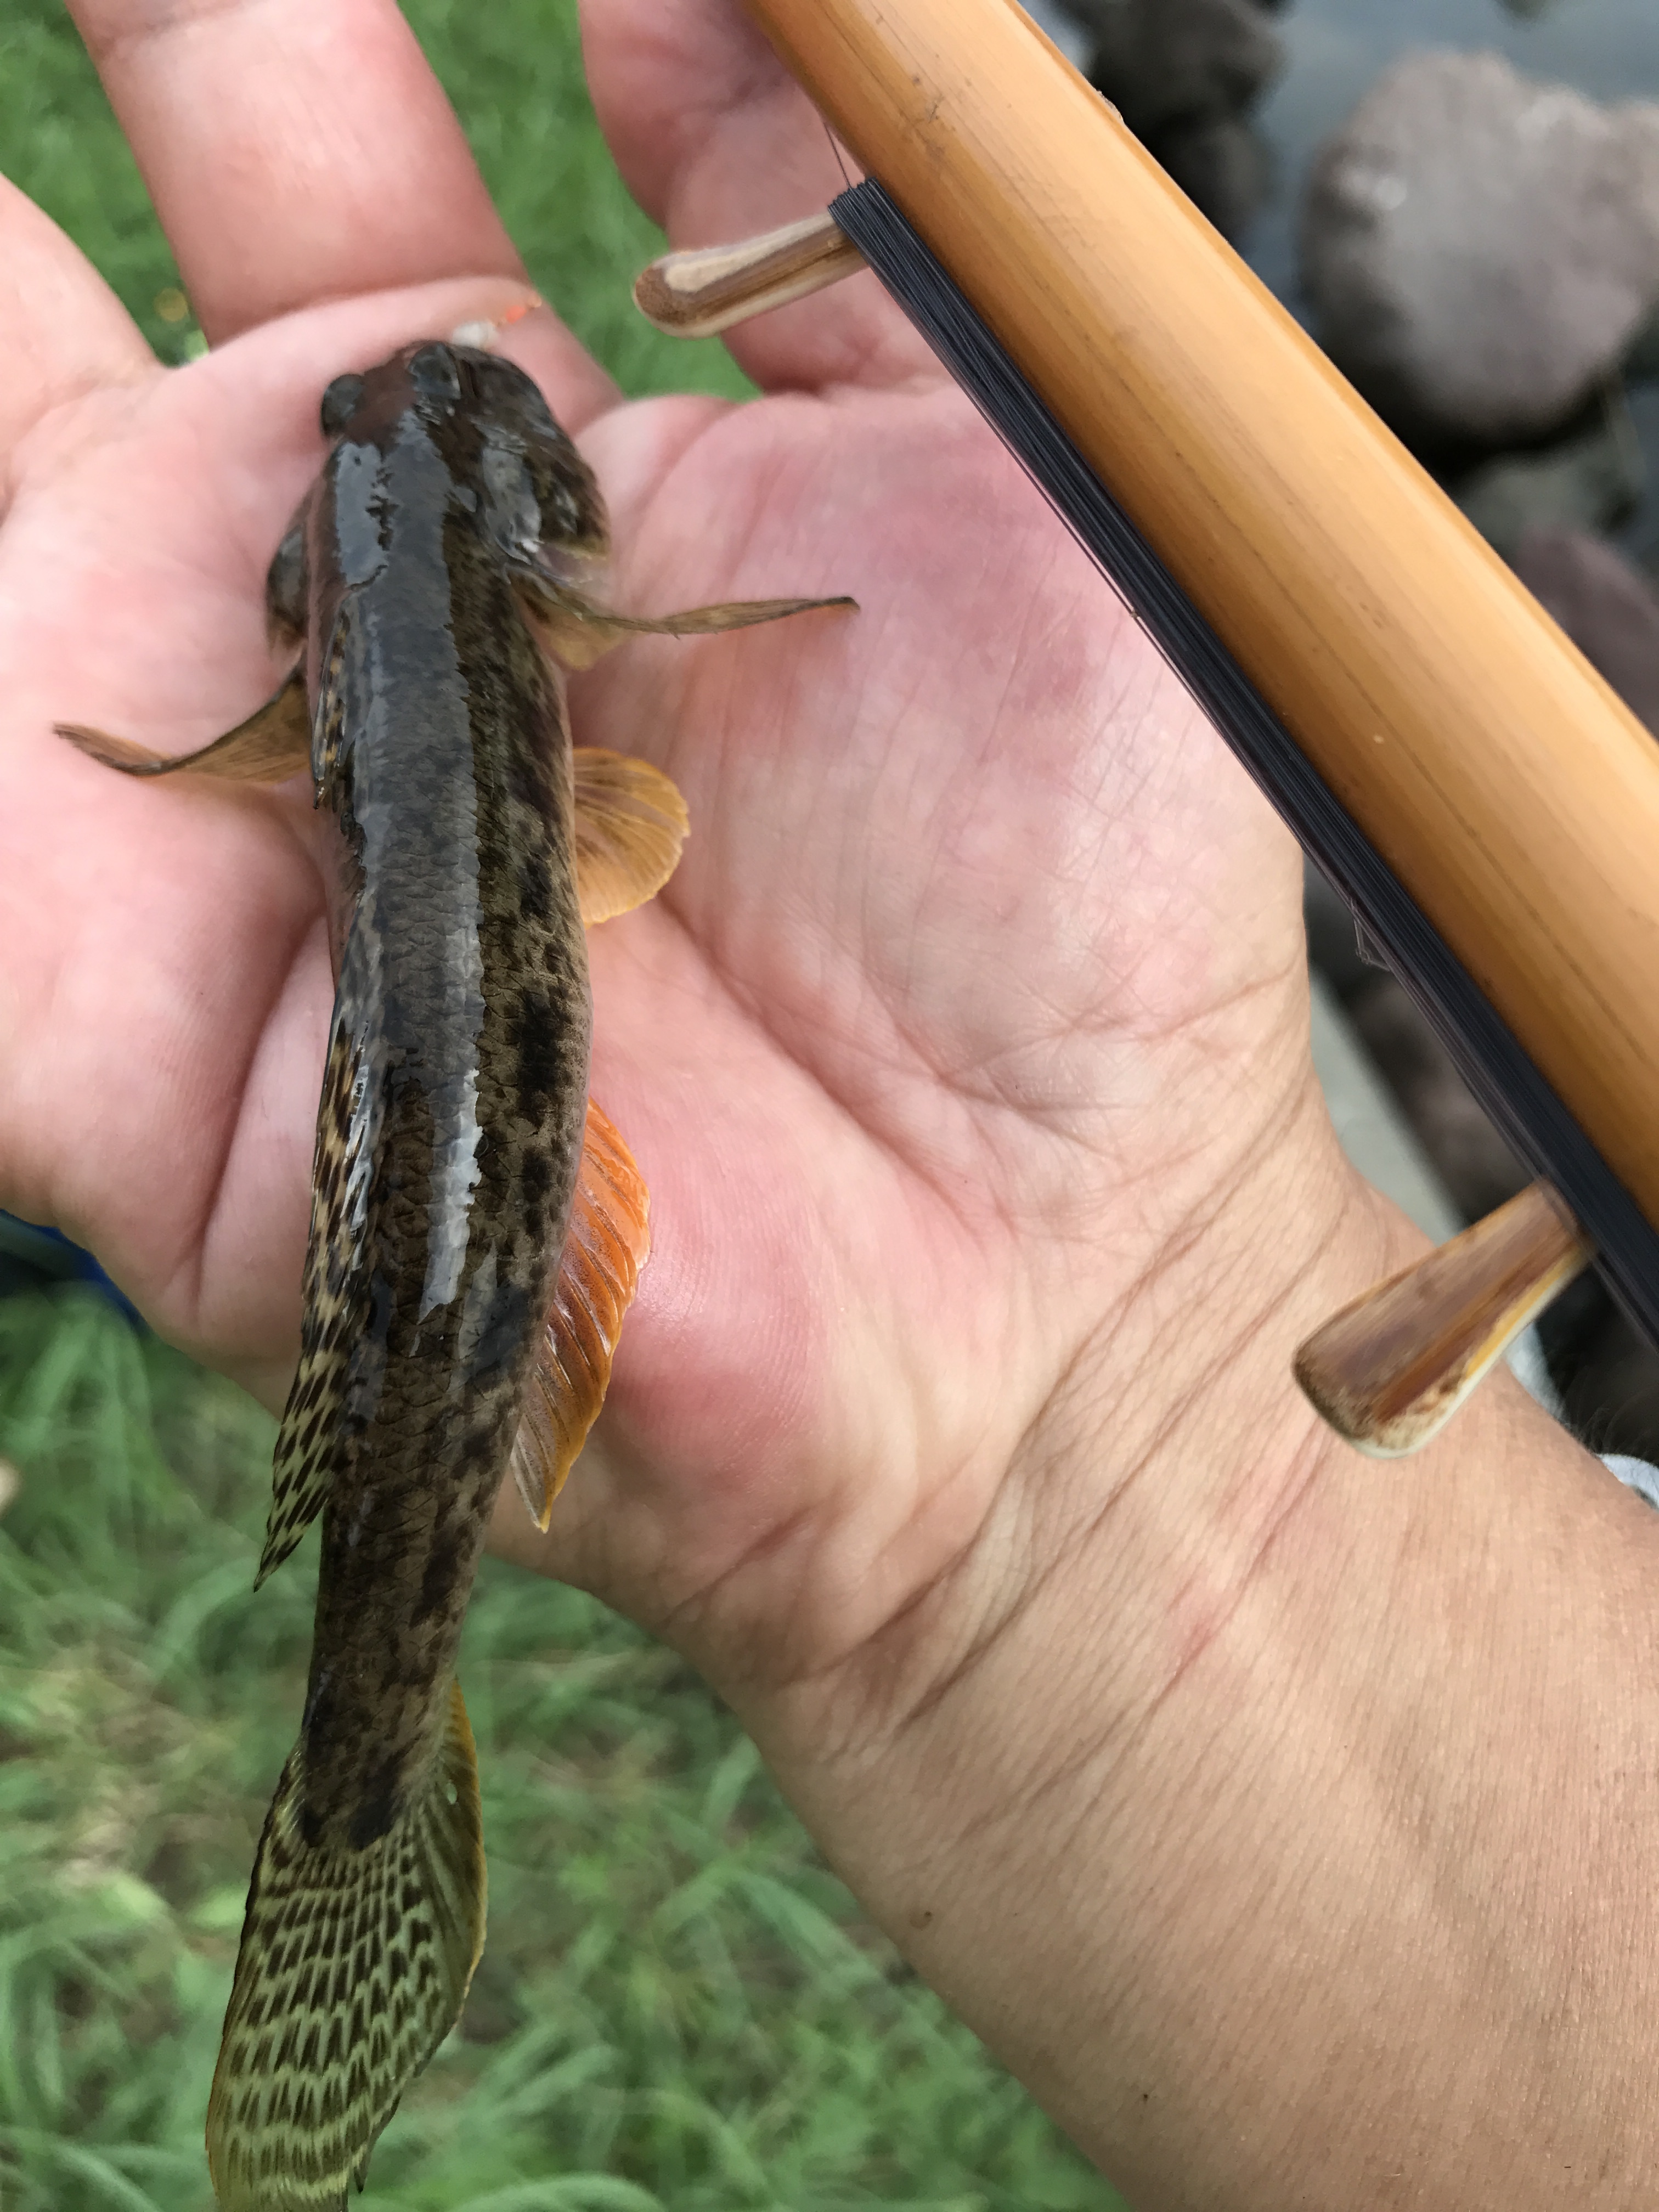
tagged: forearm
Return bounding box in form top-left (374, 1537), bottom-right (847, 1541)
top-left (747, 1113), bottom-right (1659, 2210)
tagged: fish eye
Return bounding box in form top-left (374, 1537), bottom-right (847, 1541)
top-left (408, 344), bottom-right (464, 404)
top-left (320, 374), bottom-right (365, 438)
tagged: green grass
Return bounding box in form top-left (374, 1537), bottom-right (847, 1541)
top-left (0, 6), bottom-right (1124, 2206)
top-left (0, 0), bottom-right (748, 397)
top-left (0, 1294), bottom-right (1120, 2211)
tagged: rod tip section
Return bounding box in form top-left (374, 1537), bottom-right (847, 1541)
top-left (1294, 1181), bottom-right (1592, 1457)
top-left (634, 211), bottom-right (866, 338)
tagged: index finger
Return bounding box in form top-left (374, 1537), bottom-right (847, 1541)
top-left (68, 0), bottom-right (523, 346)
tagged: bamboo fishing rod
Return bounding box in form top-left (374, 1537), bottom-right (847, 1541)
top-left (645, 0), bottom-right (1659, 1453)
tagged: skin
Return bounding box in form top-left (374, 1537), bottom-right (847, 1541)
top-left (3, 3), bottom-right (1658, 2208)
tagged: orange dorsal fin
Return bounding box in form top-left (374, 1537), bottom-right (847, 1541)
top-left (510, 1098), bottom-right (651, 1529)
top-left (571, 747), bottom-right (689, 925)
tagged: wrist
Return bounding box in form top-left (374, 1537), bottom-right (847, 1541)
top-left (748, 1089), bottom-right (1659, 2208)
top-left (742, 1071), bottom-right (1376, 2013)
top-left (754, 1054), bottom-right (1397, 1778)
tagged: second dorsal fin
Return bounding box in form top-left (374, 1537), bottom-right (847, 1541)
top-left (256, 1013), bottom-right (376, 1586)
top-left (510, 1098), bottom-right (651, 1529)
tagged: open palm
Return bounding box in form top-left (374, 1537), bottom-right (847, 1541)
top-left (0, 0), bottom-right (1326, 1712)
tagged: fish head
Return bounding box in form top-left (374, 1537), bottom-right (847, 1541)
top-left (454, 344), bottom-right (612, 581)
top-left (319, 342), bottom-right (611, 579)
top-left (317, 340), bottom-right (483, 442)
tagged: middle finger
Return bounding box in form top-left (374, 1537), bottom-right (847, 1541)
top-left (0, 179), bottom-right (154, 478)
top-left (69, 0), bottom-right (526, 348)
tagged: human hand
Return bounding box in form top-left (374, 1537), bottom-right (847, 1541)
top-left (0, 0), bottom-right (1331, 1656)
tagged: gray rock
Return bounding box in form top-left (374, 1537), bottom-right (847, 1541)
top-left (1454, 390), bottom-right (1644, 558)
top-left (1509, 524), bottom-right (1659, 732)
top-left (1345, 975), bottom-right (1530, 1224)
top-left (1301, 52), bottom-right (1659, 446)
top-left (1076, 0), bottom-right (1283, 140)
top-left (1562, 1304), bottom-right (1659, 1463)
top-left (1303, 860), bottom-right (1384, 1000)
top-left (1153, 113), bottom-right (1274, 242)
top-left (1017, 0), bottom-right (1093, 72)
top-left (1304, 866), bottom-right (1529, 1227)
top-left (1308, 973), bottom-right (1462, 1243)
top-left (1626, 306), bottom-right (1659, 384)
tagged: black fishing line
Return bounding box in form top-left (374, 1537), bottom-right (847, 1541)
top-left (831, 175), bottom-right (1659, 1350)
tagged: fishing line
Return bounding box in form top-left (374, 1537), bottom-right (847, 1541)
top-left (831, 175), bottom-right (1659, 1351)
top-left (820, 112), bottom-right (854, 194)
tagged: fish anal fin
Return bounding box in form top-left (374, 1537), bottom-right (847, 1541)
top-left (54, 664), bottom-right (309, 783)
top-left (571, 747), bottom-right (689, 925)
top-left (206, 1684), bottom-right (486, 2211)
top-left (513, 563), bottom-right (855, 670)
top-left (511, 1098), bottom-right (651, 1530)
top-left (257, 1019), bottom-right (373, 1587)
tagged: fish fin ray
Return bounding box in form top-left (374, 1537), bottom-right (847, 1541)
top-left (510, 1098), bottom-right (650, 1530)
top-left (571, 747), bottom-right (689, 924)
top-left (206, 1684), bottom-right (486, 2211)
top-left (55, 665), bottom-right (309, 782)
top-left (512, 565), bottom-right (855, 669)
top-left (258, 1016), bottom-right (374, 1585)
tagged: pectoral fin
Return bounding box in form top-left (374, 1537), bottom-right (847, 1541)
top-left (514, 566), bottom-right (855, 670)
top-left (572, 748), bottom-right (689, 924)
top-left (55, 664), bottom-right (310, 782)
top-left (510, 1098), bottom-right (651, 1530)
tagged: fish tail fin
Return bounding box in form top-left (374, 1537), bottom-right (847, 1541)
top-left (206, 1684), bottom-right (486, 2211)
